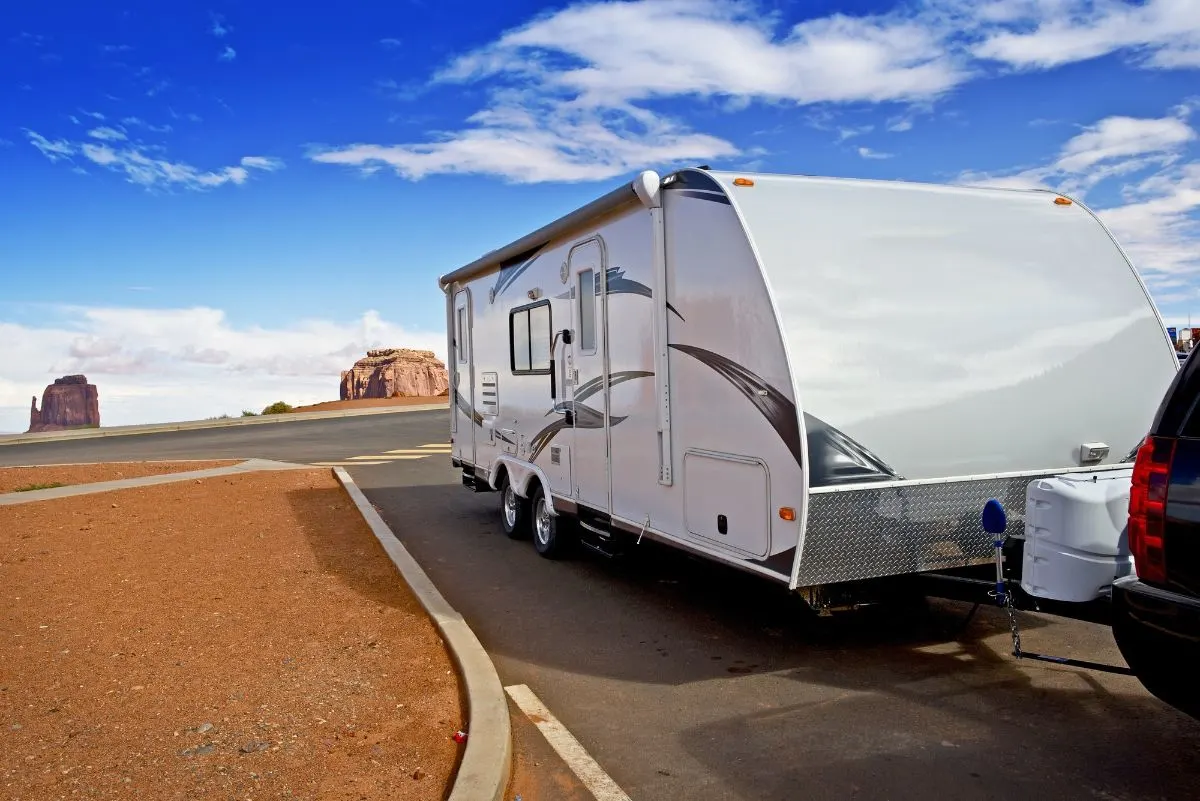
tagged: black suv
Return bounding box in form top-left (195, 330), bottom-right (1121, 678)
top-left (1114, 350), bottom-right (1200, 719)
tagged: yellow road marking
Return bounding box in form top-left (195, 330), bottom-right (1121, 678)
top-left (346, 454), bottom-right (431, 461)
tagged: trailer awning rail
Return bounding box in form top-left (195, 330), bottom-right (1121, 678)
top-left (437, 171), bottom-right (662, 291)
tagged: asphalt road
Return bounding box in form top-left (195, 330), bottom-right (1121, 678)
top-left (0, 412), bottom-right (444, 467)
top-left (5, 411), bottom-right (1200, 801)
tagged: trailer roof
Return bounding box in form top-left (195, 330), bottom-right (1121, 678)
top-left (435, 166), bottom-right (1072, 291)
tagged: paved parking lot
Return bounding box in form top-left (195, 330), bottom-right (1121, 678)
top-left (5, 409), bottom-right (1200, 800)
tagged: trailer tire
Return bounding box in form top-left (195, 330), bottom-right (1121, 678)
top-left (499, 474), bottom-right (530, 539)
top-left (531, 485), bottom-right (571, 559)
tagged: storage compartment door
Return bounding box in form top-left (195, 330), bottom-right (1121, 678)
top-left (684, 450), bottom-right (771, 558)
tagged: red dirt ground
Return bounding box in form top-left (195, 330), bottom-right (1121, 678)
top-left (0, 461), bottom-right (240, 495)
top-left (288, 396), bottom-right (449, 414)
top-left (0, 468), bottom-right (463, 800)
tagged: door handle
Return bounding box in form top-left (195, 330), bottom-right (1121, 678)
top-left (551, 328), bottom-right (573, 405)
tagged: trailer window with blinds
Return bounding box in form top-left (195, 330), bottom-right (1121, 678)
top-left (510, 300), bottom-right (552, 375)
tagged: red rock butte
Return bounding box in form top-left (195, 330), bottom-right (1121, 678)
top-left (340, 348), bottom-right (450, 401)
top-left (29, 374), bottom-right (100, 433)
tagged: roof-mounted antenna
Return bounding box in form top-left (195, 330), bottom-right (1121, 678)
top-left (696, 165), bottom-right (711, 170)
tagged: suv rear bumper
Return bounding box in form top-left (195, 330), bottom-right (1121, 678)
top-left (1111, 574), bottom-right (1200, 718)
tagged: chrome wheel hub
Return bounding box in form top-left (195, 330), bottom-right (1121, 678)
top-left (535, 497), bottom-right (552, 546)
top-left (503, 485), bottom-right (519, 528)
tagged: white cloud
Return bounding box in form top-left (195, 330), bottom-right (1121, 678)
top-left (309, 1), bottom-right (1200, 184)
top-left (240, 156), bottom-right (285, 171)
top-left (959, 110), bottom-right (1197, 193)
top-left (858, 146), bottom-right (893, 159)
top-left (79, 109), bottom-right (105, 121)
top-left (102, 44), bottom-right (132, 53)
top-left (11, 31), bottom-right (46, 47)
top-left (838, 125), bottom-right (875, 141)
top-left (379, 37), bottom-right (402, 49)
top-left (0, 307), bottom-right (446, 432)
top-left (958, 104), bottom-right (1200, 288)
top-left (310, 101), bottom-right (737, 183)
top-left (87, 126), bottom-right (127, 142)
top-left (210, 14), bottom-right (230, 38)
top-left (168, 108), bottom-right (203, 123)
top-left (218, 46), bottom-right (237, 62)
top-left (441, 0), bottom-right (968, 106)
top-left (122, 116), bottom-right (173, 133)
top-left (311, 0), bottom-right (970, 182)
top-left (24, 130), bottom-right (284, 191)
top-left (25, 131), bottom-right (75, 162)
top-left (972, 0), bottom-right (1200, 70)
top-left (1099, 163), bottom-right (1200, 278)
top-left (1056, 115), bottom-right (1194, 172)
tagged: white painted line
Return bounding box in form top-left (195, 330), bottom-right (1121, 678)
top-left (384, 448), bottom-right (449, 455)
top-left (417, 443), bottom-right (452, 449)
top-left (310, 461), bottom-right (388, 466)
top-left (504, 684), bottom-right (632, 801)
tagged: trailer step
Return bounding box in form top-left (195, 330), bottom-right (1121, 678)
top-left (460, 468), bottom-right (492, 493)
top-left (579, 519), bottom-right (613, 538)
top-left (579, 539), bottom-right (622, 559)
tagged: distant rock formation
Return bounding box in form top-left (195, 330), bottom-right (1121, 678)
top-left (340, 348), bottom-right (450, 401)
top-left (28, 375), bottom-right (100, 433)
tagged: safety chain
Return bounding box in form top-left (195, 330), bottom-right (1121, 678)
top-left (1003, 587), bottom-right (1023, 658)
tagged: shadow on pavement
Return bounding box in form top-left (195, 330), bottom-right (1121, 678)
top-left (677, 662), bottom-right (1200, 801)
top-left (362, 476), bottom-right (1200, 801)
top-left (364, 481), bottom-right (1064, 685)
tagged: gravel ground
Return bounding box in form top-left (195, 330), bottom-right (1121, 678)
top-left (0, 461), bottom-right (240, 494)
top-left (0, 468), bottom-right (463, 800)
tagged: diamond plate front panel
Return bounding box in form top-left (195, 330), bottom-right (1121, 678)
top-left (795, 475), bottom-right (1036, 586)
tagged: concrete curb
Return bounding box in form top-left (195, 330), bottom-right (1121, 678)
top-left (0, 402), bottom-right (448, 447)
top-left (0, 459), bottom-right (311, 506)
top-left (332, 467), bottom-right (512, 801)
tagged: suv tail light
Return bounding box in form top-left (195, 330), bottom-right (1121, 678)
top-left (1129, 435), bottom-right (1176, 585)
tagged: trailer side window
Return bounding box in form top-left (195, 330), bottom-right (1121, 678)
top-left (509, 300), bottom-right (551, 375)
top-left (578, 268), bottom-right (596, 353)
top-left (456, 306), bottom-right (467, 363)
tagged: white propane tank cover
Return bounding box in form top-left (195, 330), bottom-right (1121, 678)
top-left (1021, 469), bottom-right (1135, 603)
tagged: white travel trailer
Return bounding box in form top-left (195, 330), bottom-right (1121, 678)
top-left (437, 167), bottom-right (1179, 606)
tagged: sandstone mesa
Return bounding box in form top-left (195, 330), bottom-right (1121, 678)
top-left (340, 348), bottom-right (450, 401)
top-left (28, 374), bottom-right (101, 433)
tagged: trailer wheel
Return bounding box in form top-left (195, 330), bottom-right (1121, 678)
top-left (531, 485), bottom-right (571, 559)
top-left (499, 475), bottom-right (530, 539)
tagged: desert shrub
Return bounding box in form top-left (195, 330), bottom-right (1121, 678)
top-left (15, 482), bottom-right (66, 492)
top-left (241, 410), bottom-right (259, 417)
top-left (261, 401), bottom-right (293, 415)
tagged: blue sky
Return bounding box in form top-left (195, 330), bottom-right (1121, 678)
top-left (2, 0), bottom-right (1199, 431)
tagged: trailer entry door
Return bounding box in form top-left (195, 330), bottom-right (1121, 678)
top-left (568, 239), bottom-right (612, 513)
top-left (452, 289), bottom-right (475, 467)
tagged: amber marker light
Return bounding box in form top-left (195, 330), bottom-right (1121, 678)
top-left (779, 507), bottom-right (796, 521)
top-left (733, 177), bottom-right (754, 186)
top-left (1054, 196), bottom-right (1072, 205)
